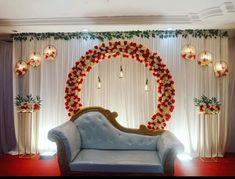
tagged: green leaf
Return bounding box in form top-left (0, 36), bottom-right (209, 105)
top-left (13, 30), bottom-right (228, 41)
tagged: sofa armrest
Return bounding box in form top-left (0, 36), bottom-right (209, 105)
top-left (157, 130), bottom-right (184, 175)
top-left (48, 121), bottom-right (82, 162)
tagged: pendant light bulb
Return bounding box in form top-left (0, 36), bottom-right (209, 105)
top-left (119, 65), bottom-right (124, 78)
top-left (98, 76), bottom-right (101, 89)
top-left (145, 79), bottom-right (149, 91)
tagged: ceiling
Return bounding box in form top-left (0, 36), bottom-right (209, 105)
top-left (0, 0), bottom-right (235, 34)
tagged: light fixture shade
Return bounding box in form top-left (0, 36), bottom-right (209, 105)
top-left (197, 51), bottom-right (213, 66)
top-left (43, 45), bottom-right (57, 60)
top-left (181, 44), bottom-right (196, 60)
top-left (213, 61), bottom-right (229, 77)
top-left (29, 52), bottom-right (41, 67)
top-left (15, 60), bottom-right (28, 76)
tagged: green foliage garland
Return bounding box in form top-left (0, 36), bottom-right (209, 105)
top-left (13, 29), bottom-right (228, 41)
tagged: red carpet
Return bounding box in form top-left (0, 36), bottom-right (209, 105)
top-left (0, 153), bottom-right (235, 176)
top-left (175, 153), bottom-right (235, 176)
top-left (0, 154), bottom-right (60, 176)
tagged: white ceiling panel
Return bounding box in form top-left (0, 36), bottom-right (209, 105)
top-left (0, 0), bottom-right (235, 33)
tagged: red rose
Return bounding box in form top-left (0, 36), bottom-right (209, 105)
top-left (33, 104), bottom-right (39, 111)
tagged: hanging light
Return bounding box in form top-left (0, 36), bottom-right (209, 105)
top-left (29, 52), bottom-right (41, 67)
top-left (197, 51), bottom-right (212, 66)
top-left (29, 39), bottom-right (41, 67)
top-left (97, 76), bottom-right (101, 89)
top-left (213, 32), bottom-right (229, 78)
top-left (145, 79), bottom-right (149, 91)
top-left (15, 60), bottom-right (28, 76)
top-left (213, 61), bottom-right (228, 77)
top-left (181, 44), bottom-right (196, 60)
top-left (43, 45), bottom-right (57, 60)
top-left (119, 65), bottom-right (124, 78)
top-left (15, 40), bottom-right (28, 76)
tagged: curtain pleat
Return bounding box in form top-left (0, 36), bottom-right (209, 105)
top-left (227, 37), bottom-right (235, 152)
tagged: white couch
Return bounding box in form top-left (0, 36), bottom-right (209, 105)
top-left (48, 107), bottom-right (184, 176)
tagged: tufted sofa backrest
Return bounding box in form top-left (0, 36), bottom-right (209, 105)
top-left (73, 112), bottom-right (159, 150)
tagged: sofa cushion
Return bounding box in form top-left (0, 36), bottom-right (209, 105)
top-left (70, 149), bottom-right (163, 173)
top-left (74, 112), bottom-right (159, 150)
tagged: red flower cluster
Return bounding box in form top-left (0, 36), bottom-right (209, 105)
top-left (181, 53), bottom-right (196, 60)
top-left (17, 102), bottom-right (40, 112)
top-left (64, 41), bottom-right (175, 130)
top-left (197, 58), bottom-right (212, 66)
top-left (214, 68), bottom-right (229, 77)
top-left (199, 104), bottom-right (220, 113)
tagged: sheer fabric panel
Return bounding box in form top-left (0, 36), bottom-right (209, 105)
top-left (13, 36), bottom-right (229, 156)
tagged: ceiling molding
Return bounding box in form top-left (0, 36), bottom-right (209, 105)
top-left (0, 1), bottom-right (234, 34)
top-left (0, 2), bottom-right (234, 27)
top-left (224, 1), bottom-right (235, 12)
top-left (0, 16), bottom-right (191, 26)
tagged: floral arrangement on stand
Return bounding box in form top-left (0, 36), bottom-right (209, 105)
top-left (194, 95), bottom-right (221, 113)
top-left (15, 94), bottom-right (42, 112)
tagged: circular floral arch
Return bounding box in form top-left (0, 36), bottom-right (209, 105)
top-left (65, 41), bottom-right (175, 130)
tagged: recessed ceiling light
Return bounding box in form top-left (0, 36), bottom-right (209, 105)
top-left (82, 28), bottom-right (89, 32)
top-left (166, 27), bottom-right (173, 30)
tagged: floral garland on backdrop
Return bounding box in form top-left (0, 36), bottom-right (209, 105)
top-left (13, 29), bottom-right (228, 41)
top-left (64, 41), bottom-right (175, 130)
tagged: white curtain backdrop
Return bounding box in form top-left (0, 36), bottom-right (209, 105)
top-left (13, 36), bottom-right (229, 157)
top-left (227, 37), bottom-right (235, 152)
